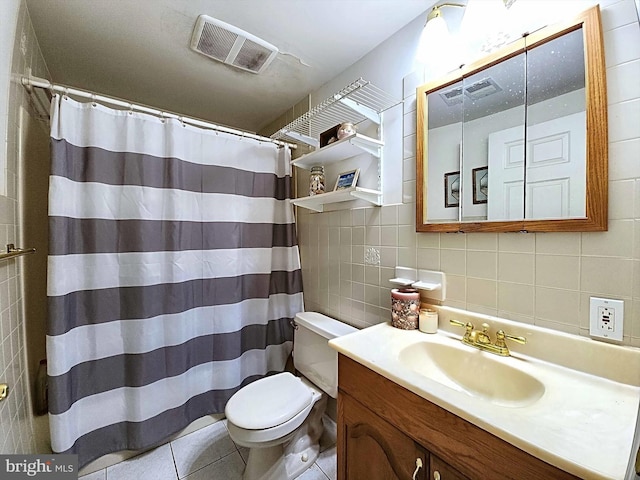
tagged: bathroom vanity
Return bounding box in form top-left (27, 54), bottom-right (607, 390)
top-left (330, 308), bottom-right (640, 480)
top-left (337, 354), bottom-right (575, 479)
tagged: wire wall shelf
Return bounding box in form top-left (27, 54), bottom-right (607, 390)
top-left (270, 78), bottom-right (402, 146)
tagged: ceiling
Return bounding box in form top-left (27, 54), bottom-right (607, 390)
top-left (25, 0), bottom-right (434, 134)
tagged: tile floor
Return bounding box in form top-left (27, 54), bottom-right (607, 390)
top-left (79, 417), bottom-right (337, 480)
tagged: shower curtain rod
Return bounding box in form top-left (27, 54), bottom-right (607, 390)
top-left (21, 74), bottom-right (297, 149)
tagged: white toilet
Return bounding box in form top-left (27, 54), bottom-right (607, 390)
top-left (225, 312), bottom-right (356, 480)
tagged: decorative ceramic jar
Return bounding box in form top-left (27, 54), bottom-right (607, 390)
top-left (337, 122), bottom-right (356, 140)
top-left (309, 165), bottom-right (325, 196)
top-left (391, 288), bottom-right (420, 329)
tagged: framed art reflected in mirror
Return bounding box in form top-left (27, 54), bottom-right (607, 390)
top-left (472, 166), bottom-right (488, 205)
top-left (444, 171), bottom-right (460, 208)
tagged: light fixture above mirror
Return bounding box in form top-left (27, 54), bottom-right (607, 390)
top-left (416, 3), bottom-right (464, 75)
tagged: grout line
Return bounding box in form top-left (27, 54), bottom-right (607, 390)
top-left (168, 441), bottom-right (180, 480)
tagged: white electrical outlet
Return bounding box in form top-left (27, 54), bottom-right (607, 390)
top-left (589, 297), bottom-right (624, 342)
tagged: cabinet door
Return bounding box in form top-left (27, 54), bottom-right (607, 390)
top-left (430, 455), bottom-right (469, 480)
top-left (340, 393), bottom-right (427, 480)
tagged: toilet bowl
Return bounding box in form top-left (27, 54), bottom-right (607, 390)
top-left (225, 312), bottom-right (356, 480)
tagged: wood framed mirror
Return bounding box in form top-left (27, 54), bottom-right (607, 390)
top-left (416, 6), bottom-right (607, 233)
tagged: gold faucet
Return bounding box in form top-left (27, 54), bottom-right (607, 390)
top-left (449, 320), bottom-right (526, 356)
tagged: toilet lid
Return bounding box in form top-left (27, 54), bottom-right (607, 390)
top-left (225, 372), bottom-right (313, 430)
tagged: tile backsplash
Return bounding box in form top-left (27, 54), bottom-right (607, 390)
top-left (298, 0), bottom-right (640, 347)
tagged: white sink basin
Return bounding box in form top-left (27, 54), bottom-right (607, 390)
top-left (398, 341), bottom-right (545, 407)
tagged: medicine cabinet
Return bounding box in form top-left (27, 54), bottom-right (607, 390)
top-left (416, 6), bottom-right (607, 232)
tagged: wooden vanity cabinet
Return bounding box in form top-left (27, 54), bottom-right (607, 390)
top-left (336, 354), bottom-right (579, 480)
top-left (341, 392), bottom-right (428, 479)
top-left (430, 454), bottom-right (469, 480)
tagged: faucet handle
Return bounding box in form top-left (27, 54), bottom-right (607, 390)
top-left (450, 319), bottom-right (473, 330)
top-left (450, 319), bottom-right (474, 342)
top-left (496, 330), bottom-right (527, 345)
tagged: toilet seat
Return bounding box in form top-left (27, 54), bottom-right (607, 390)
top-left (225, 372), bottom-right (313, 430)
top-left (226, 397), bottom-right (317, 447)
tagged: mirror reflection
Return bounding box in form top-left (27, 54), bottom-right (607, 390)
top-left (524, 28), bottom-right (586, 220)
top-left (417, 6), bottom-right (605, 233)
top-left (425, 80), bottom-right (462, 223)
top-left (462, 52), bottom-right (526, 222)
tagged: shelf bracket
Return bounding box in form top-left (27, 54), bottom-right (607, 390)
top-left (280, 131), bottom-right (319, 148)
top-left (348, 137), bottom-right (382, 157)
top-left (350, 189), bottom-right (382, 205)
top-left (338, 98), bottom-right (381, 124)
top-left (296, 203), bottom-right (324, 213)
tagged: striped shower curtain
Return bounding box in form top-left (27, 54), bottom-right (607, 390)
top-left (46, 94), bottom-right (303, 467)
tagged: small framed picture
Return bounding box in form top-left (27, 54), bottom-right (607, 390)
top-left (319, 124), bottom-right (340, 148)
top-left (334, 169), bottom-right (360, 191)
top-left (472, 166), bottom-right (488, 204)
top-left (444, 171), bottom-right (460, 208)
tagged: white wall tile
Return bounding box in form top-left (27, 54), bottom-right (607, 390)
top-left (417, 247), bottom-right (440, 270)
top-left (535, 287), bottom-right (581, 326)
top-left (466, 233), bottom-right (497, 251)
top-left (608, 179), bottom-right (636, 219)
top-left (607, 60), bottom-right (640, 105)
top-left (536, 254), bottom-right (581, 290)
top-left (498, 233), bottom-right (535, 253)
top-left (466, 278), bottom-right (497, 308)
top-left (403, 132), bottom-right (416, 159)
top-left (535, 232), bottom-right (581, 255)
top-left (441, 248), bottom-right (466, 275)
top-left (581, 256), bottom-right (634, 297)
top-left (608, 99), bottom-right (640, 143)
top-left (604, 22), bottom-right (640, 68)
top-left (498, 253), bottom-right (535, 285)
top-left (581, 220), bottom-right (635, 257)
top-left (403, 109), bottom-right (416, 137)
top-left (403, 70), bottom-right (425, 99)
top-left (609, 139), bottom-right (640, 180)
top-left (498, 282), bottom-right (534, 316)
top-left (467, 251), bottom-right (497, 280)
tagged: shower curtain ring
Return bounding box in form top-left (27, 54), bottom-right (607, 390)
top-left (160, 112), bottom-right (165, 124)
top-left (63, 88), bottom-right (69, 100)
top-left (128, 103), bottom-right (134, 115)
top-left (91, 94), bottom-right (97, 107)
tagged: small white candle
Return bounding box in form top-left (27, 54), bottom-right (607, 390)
top-left (419, 308), bottom-right (438, 334)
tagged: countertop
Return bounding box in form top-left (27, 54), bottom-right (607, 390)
top-left (329, 310), bottom-right (640, 480)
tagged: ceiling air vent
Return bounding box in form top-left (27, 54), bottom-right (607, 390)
top-left (439, 85), bottom-right (463, 106)
top-left (190, 15), bottom-right (279, 74)
top-left (464, 77), bottom-right (502, 100)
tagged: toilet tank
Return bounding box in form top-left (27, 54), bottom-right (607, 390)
top-left (293, 312), bottom-right (357, 398)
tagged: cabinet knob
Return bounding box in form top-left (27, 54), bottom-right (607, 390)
top-left (433, 471), bottom-right (441, 480)
top-left (412, 458), bottom-right (423, 480)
